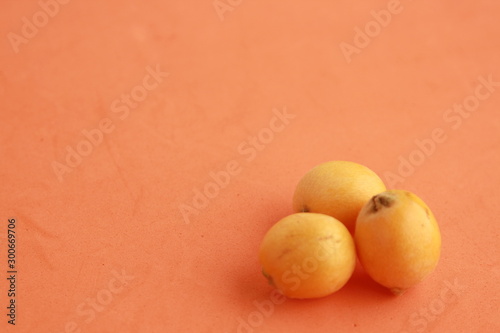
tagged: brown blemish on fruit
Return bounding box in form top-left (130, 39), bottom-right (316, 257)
top-left (277, 248), bottom-right (291, 259)
top-left (370, 194), bottom-right (394, 212)
top-left (302, 205), bottom-right (310, 212)
top-left (262, 269), bottom-right (275, 287)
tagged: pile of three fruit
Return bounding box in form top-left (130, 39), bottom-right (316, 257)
top-left (259, 161), bottom-right (441, 298)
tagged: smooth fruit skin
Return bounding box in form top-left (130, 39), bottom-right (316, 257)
top-left (355, 190), bottom-right (441, 294)
top-left (292, 161), bottom-right (386, 232)
top-left (259, 213), bottom-right (356, 299)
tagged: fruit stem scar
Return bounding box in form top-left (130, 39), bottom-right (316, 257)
top-left (370, 194), bottom-right (394, 212)
top-left (302, 205), bottom-right (310, 212)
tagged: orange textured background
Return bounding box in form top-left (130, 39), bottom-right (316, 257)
top-left (1, 1), bottom-right (499, 332)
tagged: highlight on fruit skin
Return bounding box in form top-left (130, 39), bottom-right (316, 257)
top-left (292, 161), bottom-right (386, 232)
top-left (259, 213), bottom-right (356, 299)
top-left (354, 190), bottom-right (441, 295)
